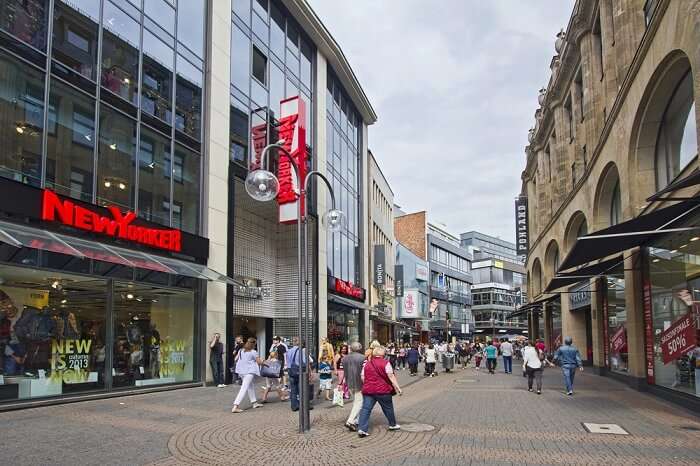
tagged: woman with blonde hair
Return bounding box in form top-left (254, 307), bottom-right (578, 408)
top-left (232, 337), bottom-right (263, 413)
top-left (365, 339), bottom-right (381, 359)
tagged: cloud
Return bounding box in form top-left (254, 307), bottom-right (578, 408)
top-left (308, 0), bottom-right (575, 243)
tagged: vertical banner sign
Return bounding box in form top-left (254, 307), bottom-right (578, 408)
top-left (394, 265), bottom-right (404, 297)
top-left (374, 245), bottom-right (386, 286)
top-left (401, 290), bottom-right (418, 318)
top-left (277, 96), bottom-right (307, 224)
top-left (602, 279), bottom-right (610, 368)
top-left (250, 111), bottom-right (268, 171)
top-left (643, 278), bottom-right (655, 384)
top-left (515, 197), bottom-right (529, 256)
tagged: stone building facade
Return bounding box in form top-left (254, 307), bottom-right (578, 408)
top-left (520, 0), bottom-right (699, 409)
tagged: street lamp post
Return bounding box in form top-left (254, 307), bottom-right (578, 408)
top-left (245, 140), bottom-right (344, 433)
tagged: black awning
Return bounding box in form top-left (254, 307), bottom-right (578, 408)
top-left (545, 255), bottom-right (624, 292)
top-left (647, 169), bottom-right (700, 202)
top-left (558, 199), bottom-right (700, 271)
top-left (508, 295), bottom-right (556, 319)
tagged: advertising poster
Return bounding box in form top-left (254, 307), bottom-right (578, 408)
top-left (660, 312), bottom-right (696, 364)
top-left (611, 325), bottom-right (627, 354)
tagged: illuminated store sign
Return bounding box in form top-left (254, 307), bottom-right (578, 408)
top-left (277, 96), bottom-right (307, 224)
top-left (329, 276), bottom-right (366, 302)
top-left (41, 189), bottom-right (182, 252)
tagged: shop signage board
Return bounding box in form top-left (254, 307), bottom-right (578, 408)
top-left (415, 263), bottom-right (428, 281)
top-left (611, 326), bottom-right (627, 353)
top-left (660, 312), bottom-right (696, 364)
top-left (515, 196), bottom-right (528, 256)
top-left (373, 245), bottom-right (385, 286)
top-left (643, 278), bottom-right (655, 383)
top-left (0, 177), bottom-right (208, 262)
top-left (329, 276), bottom-right (366, 301)
top-left (569, 282), bottom-right (591, 310)
top-left (400, 289), bottom-right (419, 318)
top-left (394, 265), bottom-right (404, 297)
top-left (42, 190), bottom-right (181, 252)
top-left (277, 96), bottom-right (307, 224)
top-left (602, 279), bottom-right (610, 368)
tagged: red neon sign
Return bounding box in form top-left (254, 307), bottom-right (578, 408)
top-left (41, 189), bottom-right (182, 252)
top-left (277, 96), bottom-right (307, 224)
top-left (334, 278), bottom-right (365, 301)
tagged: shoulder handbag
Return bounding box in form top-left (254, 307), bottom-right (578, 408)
top-left (260, 359), bottom-right (281, 378)
top-left (369, 359), bottom-right (396, 396)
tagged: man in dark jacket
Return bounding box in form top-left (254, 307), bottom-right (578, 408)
top-left (406, 344), bottom-right (420, 375)
top-left (230, 335), bottom-right (243, 385)
top-left (342, 342), bottom-right (366, 431)
top-left (209, 333), bottom-right (224, 387)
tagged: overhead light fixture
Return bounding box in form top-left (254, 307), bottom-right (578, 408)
top-left (118, 182), bottom-right (126, 190)
top-left (104, 180), bottom-right (111, 188)
top-left (691, 237), bottom-right (699, 242)
top-left (123, 77), bottom-right (130, 84)
top-left (680, 244), bottom-right (688, 249)
top-left (151, 299), bottom-right (158, 303)
top-left (16, 125), bottom-right (24, 134)
top-left (652, 258), bottom-right (660, 263)
top-left (136, 297), bottom-right (143, 302)
top-left (61, 299), bottom-right (67, 304)
top-left (671, 249), bottom-right (678, 254)
top-left (126, 293), bottom-right (134, 299)
top-left (51, 280), bottom-right (61, 290)
top-left (109, 143), bottom-right (117, 150)
top-left (84, 134), bottom-right (92, 141)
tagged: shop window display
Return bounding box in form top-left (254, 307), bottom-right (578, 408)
top-left (112, 282), bottom-right (194, 388)
top-left (549, 298), bottom-right (562, 353)
top-left (649, 243), bottom-right (700, 398)
top-left (327, 305), bottom-right (360, 348)
top-left (607, 277), bottom-right (628, 373)
top-left (0, 265), bottom-right (106, 402)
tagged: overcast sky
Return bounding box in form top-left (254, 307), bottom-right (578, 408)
top-left (308, 0), bottom-right (575, 244)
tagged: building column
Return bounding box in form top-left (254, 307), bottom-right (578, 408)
top-left (203, 0), bottom-right (232, 383)
top-left (624, 250), bottom-right (646, 384)
top-left (361, 122), bottom-right (371, 346)
top-left (315, 50), bottom-right (329, 344)
top-left (562, 290), bottom-right (588, 357)
top-left (591, 278), bottom-right (607, 372)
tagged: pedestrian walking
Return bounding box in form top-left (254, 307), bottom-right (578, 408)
top-left (407, 344), bottom-right (420, 376)
top-left (474, 344), bottom-right (483, 372)
top-left (522, 339), bottom-right (544, 394)
top-left (500, 338), bottom-right (513, 374)
top-left (209, 333), bottom-right (225, 387)
top-left (269, 336), bottom-right (287, 388)
top-left (484, 341), bottom-right (498, 374)
top-left (320, 337), bottom-right (335, 363)
top-left (553, 336), bottom-right (584, 395)
top-left (318, 348), bottom-right (334, 401)
top-left (260, 351), bottom-right (289, 403)
top-left (343, 342), bottom-right (366, 431)
top-left (334, 344), bottom-right (349, 399)
top-left (459, 342), bottom-right (470, 369)
top-left (230, 335), bottom-right (244, 385)
top-left (231, 337), bottom-right (263, 413)
top-left (424, 343), bottom-right (437, 377)
top-left (397, 344), bottom-right (407, 370)
top-left (286, 337), bottom-right (312, 412)
top-left (357, 346), bottom-right (403, 438)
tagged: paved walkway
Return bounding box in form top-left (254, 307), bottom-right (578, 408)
top-left (3, 361), bottom-right (700, 465)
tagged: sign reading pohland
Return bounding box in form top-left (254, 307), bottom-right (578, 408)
top-left (394, 265), bottom-right (404, 297)
top-left (374, 245), bottom-right (385, 286)
top-left (515, 196), bottom-right (528, 256)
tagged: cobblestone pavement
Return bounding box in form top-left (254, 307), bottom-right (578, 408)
top-left (3, 361), bottom-right (700, 465)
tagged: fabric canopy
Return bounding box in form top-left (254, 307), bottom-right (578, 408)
top-left (647, 169), bottom-right (700, 202)
top-left (558, 199), bottom-right (700, 271)
top-left (545, 255), bottom-right (624, 292)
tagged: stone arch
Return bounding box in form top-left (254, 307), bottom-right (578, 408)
top-left (564, 211), bottom-right (588, 255)
top-left (593, 161), bottom-right (621, 231)
top-left (630, 50), bottom-right (697, 200)
top-left (531, 258), bottom-right (543, 298)
top-left (544, 239), bottom-right (560, 284)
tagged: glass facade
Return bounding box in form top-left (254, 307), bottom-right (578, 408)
top-left (429, 244), bottom-right (470, 274)
top-left (607, 276), bottom-right (628, 373)
top-left (327, 303), bottom-right (361, 347)
top-left (0, 261), bottom-right (196, 402)
top-left (326, 69), bottom-right (361, 284)
top-left (230, 0), bottom-right (314, 170)
top-left (649, 242), bottom-right (700, 398)
top-left (0, 0), bottom-right (205, 235)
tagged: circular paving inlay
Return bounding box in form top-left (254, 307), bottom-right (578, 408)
top-left (401, 423), bottom-right (436, 432)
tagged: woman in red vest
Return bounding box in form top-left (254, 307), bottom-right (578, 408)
top-left (357, 346), bottom-right (403, 437)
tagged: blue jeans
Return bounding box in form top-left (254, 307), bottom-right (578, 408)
top-left (503, 356), bottom-right (512, 373)
top-left (562, 364), bottom-right (577, 392)
top-left (289, 372), bottom-right (300, 410)
top-left (358, 393), bottom-right (397, 433)
top-left (210, 358), bottom-right (224, 385)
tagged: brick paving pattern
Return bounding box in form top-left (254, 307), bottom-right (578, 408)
top-left (2, 361), bottom-right (700, 465)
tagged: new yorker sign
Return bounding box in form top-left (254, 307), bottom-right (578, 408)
top-left (515, 196), bottom-right (528, 256)
top-left (42, 189), bottom-right (182, 252)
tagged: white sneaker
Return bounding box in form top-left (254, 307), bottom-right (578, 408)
top-left (388, 424), bottom-right (401, 431)
top-left (217, 384), bottom-right (226, 388)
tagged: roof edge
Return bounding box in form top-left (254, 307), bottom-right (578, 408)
top-left (283, 0), bottom-right (378, 125)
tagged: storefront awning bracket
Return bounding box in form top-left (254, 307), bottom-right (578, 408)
top-left (45, 231), bottom-right (85, 259)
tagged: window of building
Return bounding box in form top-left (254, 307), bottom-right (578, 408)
top-left (593, 15), bottom-right (604, 80)
top-left (138, 126), bottom-right (171, 227)
top-left (0, 51), bottom-right (44, 187)
top-left (655, 70), bottom-right (697, 190)
top-left (46, 79), bottom-right (95, 203)
top-left (175, 55), bottom-right (203, 140)
top-left (141, 29), bottom-right (174, 124)
top-left (575, 68), bottom-right (584, 122)
top-left (97, 104), bottom-right (136, 211)
top-left (565, 96), bottom-right (573, 142)
top-left (0, 0), bottom-right (49, 51)
top-left (176, 0), bottom-right (205, 57)
top-left (101, 0), bottom-right (140, 106)
top-left (252, 46), bottom-right (267, 85)
top-left (52, 1), bottom-right (99, 81)
top-left (171, 144), bottom-right (200, 234)
top-left (610, 179), bottom-right (621, 226)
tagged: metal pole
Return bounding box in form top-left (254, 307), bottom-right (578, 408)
top-left (297, 182), bottom-right (306, 433)
top-left (302, 183), bottom-right (311, 430)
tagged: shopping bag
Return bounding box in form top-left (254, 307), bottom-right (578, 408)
top-left (332, 388), bottom-right (344, 407)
